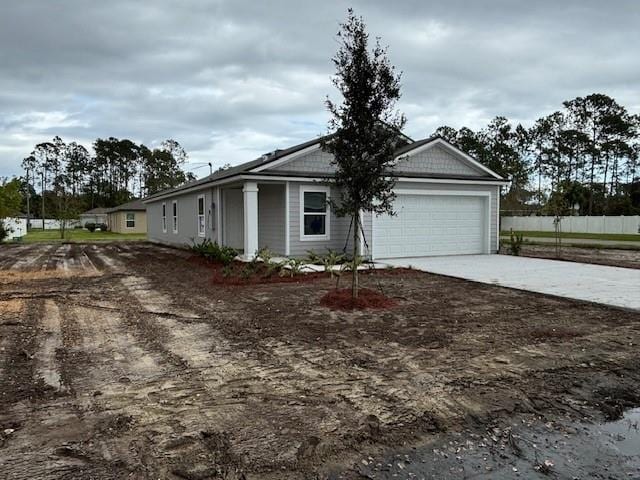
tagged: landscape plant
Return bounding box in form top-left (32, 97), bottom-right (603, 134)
top-left (508, 228), bottom-right (524, 256)
top-left (323, 9), bottom-right (405, 300)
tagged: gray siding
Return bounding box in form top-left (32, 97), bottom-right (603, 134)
top-left (258, 184), bottom-right (286, 254)
top-left (287, 182), bottom-right (355, 258)
top-left (394, 145), bottom-right (483, 176)
top-left (270, 149), bottom-right (334, 174)
top-left (287, 181), bottom-right (499, 258)
top-left (268, 144), bottom-right (485, 177)
top-left (147, 187), bottom-right (217, 247)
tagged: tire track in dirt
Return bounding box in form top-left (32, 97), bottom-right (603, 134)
top-left (33, 299), bottom-right (65, 391)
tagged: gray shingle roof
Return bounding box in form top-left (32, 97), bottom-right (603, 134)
top-left (142, 131), bottom-right (503, 203)
top-left (106, 199), bottom-right (146, 213)
top-left (81, 207), bottom-right (109, 215)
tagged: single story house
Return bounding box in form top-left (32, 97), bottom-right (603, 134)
top-left (143, 135), bottom-right (508, 259)
top-left (107, 199), bottom-right (147, 234)
top-left (79, 207), bottom-right (109, 228)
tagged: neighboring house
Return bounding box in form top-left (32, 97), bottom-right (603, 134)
top-left (143, 135), bottom-right (508, 259)
top-left (107, 199), bottom-right (147, 234)
top-left (79, 207), bottom-right (109, 228)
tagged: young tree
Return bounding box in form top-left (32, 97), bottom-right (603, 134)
top-left (323, 9), bottom-right (405, 299)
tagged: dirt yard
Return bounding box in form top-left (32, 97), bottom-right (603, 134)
top-left (501, 243), bottom-right (640, 269)
top-left (1, 243), bottom-right (640, 479)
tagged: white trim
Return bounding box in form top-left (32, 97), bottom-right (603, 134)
top-left (496, 186), bottom-right (501, 252)
top-left (299, 185), bottom-right (331, 242)
top-left (161, 202), bottom-right (167, 233)
top-left (372, 190), bottom-right (492, 260)
top-left (358, 208), bottom-right (365, 257)
top-left (394, 177), bottom-right (508, 186)
top-left (143, 174), bottom-right (508, 203)
top-left (284, 181), bottom-right (290, 255)
top-left (172, 200), bottom-right (178, 234)
top-left (394, 189), bottom-right (491, 197)
top-left (243, 181), bottom-right (259, 259)
top-left (395, 138), bottom-right (504, 180)
top-left (196, 194), bottom-right (206, 237)
top-left (250, 143), bottom-right (322, 172)
top-left (125, 212), bottom-right (136, 229)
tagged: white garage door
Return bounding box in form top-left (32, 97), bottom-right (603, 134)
top-left (373, 194), bottom-right (487, 259)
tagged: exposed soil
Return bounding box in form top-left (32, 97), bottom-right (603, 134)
top-left (500, 243), bottom-right (640, 269)
top-left (1, 242), bottom-right (640, 479)
top-left (319, 287), bottom-right (397, 310)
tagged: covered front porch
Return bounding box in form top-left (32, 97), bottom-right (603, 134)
top-left (218, 181), bottom-right (288, 259)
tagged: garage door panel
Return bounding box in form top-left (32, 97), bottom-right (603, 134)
top-left (373, 194), bottom-right (486, 259)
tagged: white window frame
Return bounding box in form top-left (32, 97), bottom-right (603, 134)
top-left (197, 194), bottom-right (206, 237)
top-left (172, 200), bottom-right (178, 234)
top-left (299, 185), bottom-right (330, 241)
top-left (125, 212), bottom-right (135, 229)
top-left (161, 202), bottom-right (167, 233)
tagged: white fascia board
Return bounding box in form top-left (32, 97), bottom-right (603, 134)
top-left (250, 143), bottom-right (322, 172)
top-left (143, 173), bottom-right (507, 203)
top-left (395, 138), bottom-right (504, 180)
top-left (394, 177), bottom-right (509, 186)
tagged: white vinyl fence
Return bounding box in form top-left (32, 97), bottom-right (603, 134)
top-left (501, 215), bottom-right (640, 235)
top-left (1, 217), bottom-right (28, 241)
top-left (29, 218), bottom-right (81, 230)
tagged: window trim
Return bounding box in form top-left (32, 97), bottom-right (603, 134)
top-left (172, 200), bottom-right (178, 234)
top-left (125, 212), bottom-right (135, 229)
top-left (299, 185), bottom-right (330, 241)
top-left (161, 202), bottom-right (167, 233)
top-left (196, 194), bottom-right (206, 237)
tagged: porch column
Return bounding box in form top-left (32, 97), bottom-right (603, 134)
top-left (243, 181), bottom-right (259, 259)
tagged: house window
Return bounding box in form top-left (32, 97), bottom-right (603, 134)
top-left (126, 213), bottom-right (135, 228)
top-left (300, 186), bottom-right (330, 241)
top-left (172, 200), bottom-right (178, 233)
top-left (197, 195), bottom-right (205, 237)
top-left (162, 202), bottom-right (167, 232)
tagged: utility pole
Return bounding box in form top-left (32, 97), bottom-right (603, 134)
top-left (41, 170), bottom-right (45, 230)
top-left (25, 168), bottom-right (30, 230)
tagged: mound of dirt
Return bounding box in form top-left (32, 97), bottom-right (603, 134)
top-left (320, 288), bottom-right (396, 310)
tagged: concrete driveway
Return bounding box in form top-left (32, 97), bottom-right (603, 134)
top-left (383, 255), bottom-right (640, 311)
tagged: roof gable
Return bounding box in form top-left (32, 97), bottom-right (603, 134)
top-left (393, 144), bottom-right (482, 176)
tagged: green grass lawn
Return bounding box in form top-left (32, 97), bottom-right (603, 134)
top-left (20, 229), bottom-right (147, 243)
top-left (500, 231), bottom-right (640, 242)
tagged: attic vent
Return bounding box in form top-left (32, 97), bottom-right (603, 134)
top-left (260, 149), bottom-right (282, 161)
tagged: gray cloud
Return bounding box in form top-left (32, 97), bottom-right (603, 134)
top-left (1, 0), bottom-right (639, 177)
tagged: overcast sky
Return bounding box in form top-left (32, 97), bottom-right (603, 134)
top-left (1, 0), bottom-right (638, 178)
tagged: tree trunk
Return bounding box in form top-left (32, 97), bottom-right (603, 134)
top-left (352, 210), bottom-right (359, 300)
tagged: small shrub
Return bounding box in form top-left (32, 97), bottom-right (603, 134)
top-left (256, 247), bottom-right (274, 264)
top-left (322, 249), bottom-right (345, 278)
top-left (508, 228), bottom-right (523, 256)
top-left (85, 222), bottom-right (97, 233)
top-left (218, 245), bottom-right (238, 265)
top-left (189, 239), bottom-right (237, 265)
top-left (306, 250), bottom-right (323, 265)
top-left (221, 265), bottom-right (233, 278)
top-left (98, 223), bottom-right (108, 232)
top-left (0, 221), bottom-right (13, 242)
top-left (280, 258), bottom-right (306, 277)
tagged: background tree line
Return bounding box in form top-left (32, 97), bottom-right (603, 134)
top-left (432, 93), bottom-right (640, 216)
top-left (17, 137), bottom-right (195, 220)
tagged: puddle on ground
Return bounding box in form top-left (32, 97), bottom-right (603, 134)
top-left (599, 407), bottom-right (640, 457)
top-left (333, 410), bottom-right (640, 479)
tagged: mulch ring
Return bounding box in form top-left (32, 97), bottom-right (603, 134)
top-left (320, 287), bottom-right (397, 310)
